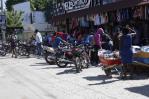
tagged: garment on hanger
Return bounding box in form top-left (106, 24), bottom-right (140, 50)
top-left (117, 10), bottom-right (121, 22)
top-left (94, 14), bottom-right (101, 25)
top-left (71, 18), bottom-right (79, 30)
top-left (80, 16), bottom-right (89, 27)
top-left (133, 6), bottom-right (143, 19)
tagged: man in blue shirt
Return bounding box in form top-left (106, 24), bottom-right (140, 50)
top-left (83, 33), bottom-right (94, 45)
top-left (52, 34), bottom-right (68, 49)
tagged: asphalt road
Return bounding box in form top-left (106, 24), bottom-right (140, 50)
top-left (0, 55), bottom-right (149, 99)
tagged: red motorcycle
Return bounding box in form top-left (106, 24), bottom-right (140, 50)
top-left (56, 44), bottom-right (86, 73)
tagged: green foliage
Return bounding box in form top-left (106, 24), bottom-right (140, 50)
top-left (29, 0), bottom-right (53, 11)
top-left (6, 11), bottom-right (24, 28)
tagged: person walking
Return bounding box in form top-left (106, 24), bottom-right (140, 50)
top-left (120, 26), bottom-right (136, 79)
top-left (35, 29), bottom-right (43, 56)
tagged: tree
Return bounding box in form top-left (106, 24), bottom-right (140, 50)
top-left (29, 0), bottom-right (53, 11)
top-left (6, 0), bottom-right (26, 11)
top-left (6, 11), bottom-right (24, 27)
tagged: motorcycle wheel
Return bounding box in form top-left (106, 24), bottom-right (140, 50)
top-left (80, 53), bottom-right (90, 69)
top-left (0, 50), bottom-right (6, 56)
top-left (56, 57), bottom-right (68, 68)
top-left (18, 46), bottom-right (25, 56)
top-left (74, 57), bottom-right (82, 73)
top-left (45, 53), bottom-right (55, 65)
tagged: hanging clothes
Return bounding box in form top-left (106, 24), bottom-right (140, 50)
top-left (133, 6), bottom-right (143, 19)
top-left (79, 16), bottom-right (89, 27)
top-left (71, 18), bottom-right (79, 30)
top-left (117, 10), bottom-right (121, 22)
top-left (94, 14), bottom-right (101, 26)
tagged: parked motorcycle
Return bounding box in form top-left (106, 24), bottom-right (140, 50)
top-left (56, 44), bottom-right (87, 73)
top-left (43, 46), bottom-right (56, 65)
top-left (0, 44), bottom-right (6, 56)
top-left (2, 42), bottom-right (11, 54)
top-left (43, 43), bottom-right (90, 73)
top-left (17, 41), bottom-right (31, 57)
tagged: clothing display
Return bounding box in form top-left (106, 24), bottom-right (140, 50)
top-left (71, 18), bottom-right (79, 29)
top-left (79, 16), bottom-right (89, 27)
top-left (133, 6), bottom-right (144, 19)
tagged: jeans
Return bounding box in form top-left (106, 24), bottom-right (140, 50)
top-left (37, 43), bottom-right (42, 56)
top-left (91, 45), bottom-right (101, 65)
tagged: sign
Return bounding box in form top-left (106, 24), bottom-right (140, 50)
top-left (51, 0), bottom-right (91, 16)
top-left (63, 0), bottom-right (91, 13)
top-left (52, 3), bottom-right (65, 16)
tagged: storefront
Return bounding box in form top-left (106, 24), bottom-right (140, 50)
top-left (49, 0), bottom-right (149, 45)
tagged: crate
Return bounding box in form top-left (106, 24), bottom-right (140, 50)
top-left (99, 57), bottom-right (121, 66)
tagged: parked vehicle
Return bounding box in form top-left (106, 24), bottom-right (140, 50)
top-left (43, 46), bottom-right (56, 65)
top-left (2, 42), bottom-right (11, 54)
top-left (56, 44), bottom-right (88, 73)
top-left (0, 44), bottom-right (6, 56)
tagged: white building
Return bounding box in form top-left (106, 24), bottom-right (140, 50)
top-left (13, 1), bottom-right (56, 40)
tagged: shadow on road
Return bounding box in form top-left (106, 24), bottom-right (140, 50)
top-left (30, 62), bottom-right (50, 66)
top-left (56, 68), bottom-right (77, 75)
top-left (125, 85), bottom-right (149, 97)
top-left (83, 75), bottom-right (119, 85)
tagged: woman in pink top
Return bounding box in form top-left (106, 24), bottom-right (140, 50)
top-left (91, 28), bottom-right (104, 66)
top-left (94, 28), bottom-right (103, 48)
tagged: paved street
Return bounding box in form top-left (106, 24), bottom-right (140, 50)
top-left (0, 55), bottom-right (149, 99)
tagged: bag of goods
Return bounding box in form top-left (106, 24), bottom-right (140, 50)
top-left (133, 46), bottom-right (149, 64)
top-left (98, 49), bottom-right (107, 57)
top-left (132, 46), bottom-right (141, 53)
top-left (133, 46), bottom-right (149, 58)
top-left (98, 50), bottom-right (121, 65)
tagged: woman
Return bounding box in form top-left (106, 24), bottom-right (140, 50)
top-left (102, 32), bottom-right (113, 50)
top-left (91, 28), bottom-right (103, 66)
top-left (120, 26), bottom-right (136, 79)
top-left (113, 32), bottom-right (121, 51)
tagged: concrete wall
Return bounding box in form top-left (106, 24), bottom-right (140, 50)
top-left (13, 2), bottom-right (31, 24)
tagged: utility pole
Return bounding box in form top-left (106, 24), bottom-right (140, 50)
top-left (1, 0), bottom-right (3, 10)
top-left (0, 0), bottom-right (6, 42)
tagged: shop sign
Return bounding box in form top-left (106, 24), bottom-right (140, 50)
top-left (63, 0), bottom-right (91, 13)
top-left (52, 3), bottom-right (65, 16)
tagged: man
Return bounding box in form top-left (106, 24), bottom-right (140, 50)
top-left (10, 34), bottom-right (17, 58)
top-left (35, 29), bottom-right (43, 56)
top-left (52, 32), bottom-right (68, 49)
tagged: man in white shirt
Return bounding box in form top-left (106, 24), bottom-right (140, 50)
top-left (35, 29), bottom-right (43, 56)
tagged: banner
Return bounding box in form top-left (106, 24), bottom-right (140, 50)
top-left (63, 0), bottom-right (91, 13)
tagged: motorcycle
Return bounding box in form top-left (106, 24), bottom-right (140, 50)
top-left (43, 43), bottom-right (90, 72)
top-left (56, 44), bottom-right (87, 73)
top-left (0, 44), bottom-right (6, 56)
top-left (43, 45), bottom-right (56, 65)
top-left (17, 41), bottom-right (31, 57)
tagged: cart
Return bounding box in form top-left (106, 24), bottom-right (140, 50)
top-left (99, 56), bottom-right (122, 76)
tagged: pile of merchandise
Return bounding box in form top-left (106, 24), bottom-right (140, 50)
top-left (133, 46), bottom-right (149, 64)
